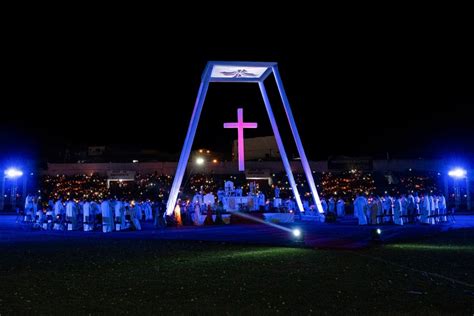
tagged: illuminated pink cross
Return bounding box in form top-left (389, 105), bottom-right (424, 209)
top-left (224, 108), bottom-right (258, 171)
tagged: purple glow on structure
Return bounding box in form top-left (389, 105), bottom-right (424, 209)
top-left (166, 62), bottom-right (325, 217)
top-left (224, 108), bottom-right (257, 171)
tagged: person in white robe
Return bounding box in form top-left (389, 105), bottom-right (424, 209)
top-left (353, 194), bottom-right (368, 225)
top-left (52, 198), bottom-right (65, 230)
top-left (406, 193), bottom-right (415, 223)
top-left (101, 199), bottom-right (114, 233)
top-left (274, 186), bottom-right (280, 198)
top-left (135, 202), bottom-right (143, 221)
top-left (54, 198), bottom-right (65, 217)
top-left (328, 197), bottom-right (336, 214)
top-left (420, 193), bottom-right (430, 224)
top-left (433, 195), bottom-right (440, 223)
top-left (438, 193), bottom-right (447, 222)
top-left (66, 198), bottom-right (78, 230)
top-left (203, 193), bottom-right (215, 208)
top-left (35, 201), bottom-right (45, 227)
top-left (114, 199), bottom-right (123, 231)
top-left (131, 202), bottom-right (142, 230)
top-left (44, 208), bottom-right (54, 230)
top-left (414, 192), bottom-right (421, 219)
top-left (428, 194), bottom-right (435, 225)
top-left (143, 201), bottom-right (153, 221)
top-left (83, 200), bottom-right (93, 231)
top-left (193, 193), bottom-right (203, 206)
top-left (24, 195), bottom-right (36, 222)
top-left (258, 193), bottom-right (265, 208)
top-left (320, 198), bottom-right (328, 214)
top-left (336, 198), bottom-right (345, 217)
top-left (393, 196), bottom-right (403, 225)
top-left (375, 196), bottom-right (384, 224)
top-left (193, 202), bottom-right (201, 226)
top-left (400, 194), bottom-right (408, 221)
top-left (383, 195), bottom-right (393, 223)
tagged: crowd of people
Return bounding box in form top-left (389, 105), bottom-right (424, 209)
top-left (23, 195), bottom-right (166, 232)
top-left (17, 170), bottom-right (455, 232)
top-left (22, 194), bottom-right (228, 232)
top-left (349, 192), bottom-right (449, 225)
top-left (39, 171), bottom-right (444, 206)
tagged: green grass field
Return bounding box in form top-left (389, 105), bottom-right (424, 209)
top-left (1, 229), bottom-right (473, 315)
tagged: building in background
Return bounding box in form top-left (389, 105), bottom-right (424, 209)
top-left (232, 136), bottom-right (280, 161)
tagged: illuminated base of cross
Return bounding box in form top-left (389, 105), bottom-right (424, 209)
top-left (224, 108), bottom-right (257, 171)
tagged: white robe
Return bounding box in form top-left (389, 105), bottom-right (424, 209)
top-left (24, 195), bottom-right (34, 216)
top-left (83, 202), bottom-right (92, 231)
top-left (438, 195), bottom-right (447, 221)
top-left (114, 201), bottom-right (123, 220)
top-left (132, 206), bottom-right (142, 230)
top-left (66, 201), bottom-right (78, 230)
top-left (145, 202), bottom-right (153, 220)
top-left (420, 197), bottom-right (430, 224)
top-left (393, 199), bottom-right (403, 225)
top-left (336, 199), bottom-right (345, 217)
top-left (354, 197), bottom-right (368, 225)
top-left (54, 201), bottom-right (65, 217)
top-left (320, 199), bottom-right (328, 213)
top-left (193, 204), bottom-right (201, 225)
top-left (101, 200), bottom-right (114, 232)
top-left (428, 196), bottom-right (435, 225)
top-left (401, 197), bottom-right (408, 217)
top-left (328, 199), bottom-right (336, 213)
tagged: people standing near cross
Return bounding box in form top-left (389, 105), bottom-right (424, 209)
top-left (224, 108), bottom-right (257, 171)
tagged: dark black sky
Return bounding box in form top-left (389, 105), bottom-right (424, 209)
top-left (2, 15), bottom-right (473, 163)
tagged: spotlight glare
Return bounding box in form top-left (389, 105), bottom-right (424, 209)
top-left (292, 229), bottom-right (301, 237)
top-left (196, 157), bottom-right (205, 165)
top-left (448, 168), bottom-right (466, 178)
top-left (4, 168), bottom-right (23, 178)
top-left (376, 228), bottom-right (382, 235)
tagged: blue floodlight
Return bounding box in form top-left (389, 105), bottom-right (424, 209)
top-left (4, 168), bottom-right (23, 178)
top-left (448, 168), bottom-right (467, 179)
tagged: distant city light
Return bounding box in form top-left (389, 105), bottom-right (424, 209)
top-left (448, 168), bottom-right (467, 178)
top-left (132, 160), bottom-right (139, 163)
top-left (4, 168), bottom-right (23, 178)
top-left (196, 157), bottom-right (205, 165)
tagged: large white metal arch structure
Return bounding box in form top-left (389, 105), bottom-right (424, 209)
top-left (165, 61), bottom-right (324, 216)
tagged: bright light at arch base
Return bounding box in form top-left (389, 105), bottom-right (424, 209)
top-left (196, 157), bottom-right (205, 165)
top-left (448, 168), bottom-right (467, 178)
top-left (4, 168), bottom-right (23, 178)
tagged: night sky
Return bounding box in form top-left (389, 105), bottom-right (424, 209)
top-left (2, 19), bottom-right (473, 163)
